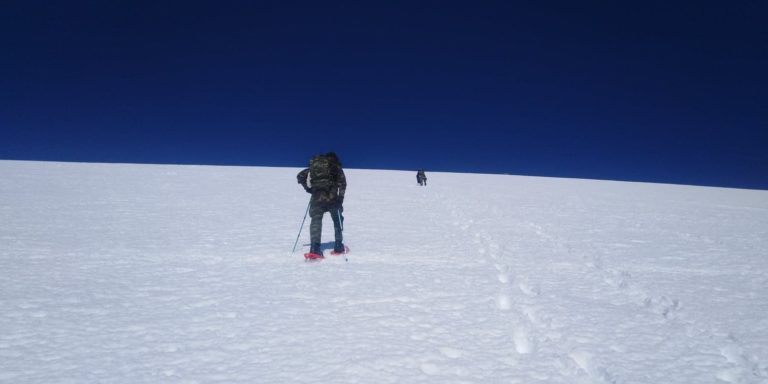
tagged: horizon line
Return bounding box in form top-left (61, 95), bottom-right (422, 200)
top-left (2, 157), bottom-right (765, 192)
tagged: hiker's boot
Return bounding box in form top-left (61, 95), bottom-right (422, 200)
top-left (309, 243), bottom-right (323, 257)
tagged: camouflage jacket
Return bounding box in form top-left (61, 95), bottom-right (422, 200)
top-left (297, 165), bottom-right (346, 206)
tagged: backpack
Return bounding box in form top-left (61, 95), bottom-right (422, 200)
top-left (309, 154), bottom-right (335, 190)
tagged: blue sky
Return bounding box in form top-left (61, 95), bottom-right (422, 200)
top-left (1, 1), bottom-right (766, 189)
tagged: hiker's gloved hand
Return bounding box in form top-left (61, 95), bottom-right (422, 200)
top-left (303, 185), bottom-right (312, 193)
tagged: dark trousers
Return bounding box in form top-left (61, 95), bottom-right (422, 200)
top-left (309, 203), bottom-right (343, 245)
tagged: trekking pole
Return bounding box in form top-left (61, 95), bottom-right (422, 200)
top-left (291, 200), bottom-right (311, 256)
top-left (338, 208), bottom-right (348, 262)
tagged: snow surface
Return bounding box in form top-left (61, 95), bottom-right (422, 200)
top-left (1, 160), bottom-right (767, 384)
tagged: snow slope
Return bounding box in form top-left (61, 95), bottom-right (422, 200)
top-left (1, 160), bottom-right (767, 384)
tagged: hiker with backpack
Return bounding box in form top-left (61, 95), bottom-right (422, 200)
top-left (417, 169), bottom-right (427, 186)
top-left (297, 152), bottom-right (347, 259)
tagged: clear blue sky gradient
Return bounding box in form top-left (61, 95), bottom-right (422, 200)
top-left (2, 1), bottom-right (766, 189)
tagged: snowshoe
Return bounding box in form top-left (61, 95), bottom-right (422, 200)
top-left (304, 252), bottom-right (324, 261)
top-left (330, 245), bottom-right (350, 256)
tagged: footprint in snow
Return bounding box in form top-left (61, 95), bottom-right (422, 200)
top-left (643, 295), bottom-right (680, 319)
top-left (496, 294), bottom-right (512, 311)
top-left (518, 280), bottom-right (540, 296)
top-left (604, 269), bottom-right (632, 289)
top-left (568, 351), bottom-right (617, 383)
top-left (512, 327), bottom-right (533, 354)
top-left (520, 305), bottom-right (543, 327)
top-left (716, 335), bottom-right (767, 383)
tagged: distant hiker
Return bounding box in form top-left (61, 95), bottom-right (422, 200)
top-left (297, 152), bottom-right (347, 259)
top-left (417, 169), bottom-right (427, 186)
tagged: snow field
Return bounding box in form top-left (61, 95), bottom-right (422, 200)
top-left (1, 160), bottom-right (767, 383)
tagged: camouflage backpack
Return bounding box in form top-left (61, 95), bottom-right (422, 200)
top-left (309, 154), bottom-right (335, 190)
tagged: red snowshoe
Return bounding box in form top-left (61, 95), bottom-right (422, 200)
top-left (330, 245), bottom-right (350, 256)
top-left (304, 252), bottom-right (324, 261)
